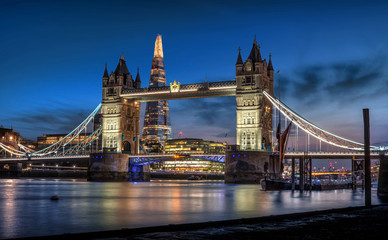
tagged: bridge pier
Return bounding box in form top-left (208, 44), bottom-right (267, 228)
top-left (128, 165), bottom-right (151, 182)
top-left (88, 153), bottom-right (150, 182)
top-left (225, 150), bottom-right (269, 184)
top-left (88, 153), bottom-right (130, 181)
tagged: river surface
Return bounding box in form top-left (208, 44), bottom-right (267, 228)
top-left (0, 178), bottom-right (382, 239)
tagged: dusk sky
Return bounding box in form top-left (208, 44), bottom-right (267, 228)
top-left (1, 0), bottom-right (388, 149)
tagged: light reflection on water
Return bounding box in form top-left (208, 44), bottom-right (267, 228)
top-left (0, 179), bottom-right (381, 238)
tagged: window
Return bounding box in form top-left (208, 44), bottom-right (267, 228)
top-left (107, 88), bottom-right (116, 97)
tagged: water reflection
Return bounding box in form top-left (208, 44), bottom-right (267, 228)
top-left (0, 179), bottom-right (382, 238)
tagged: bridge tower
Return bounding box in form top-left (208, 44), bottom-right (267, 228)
top-left (235, 37), bottom-right (274, 151)
top-left (101, 55), bottom-right (141, 154)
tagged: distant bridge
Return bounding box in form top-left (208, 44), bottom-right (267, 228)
top-left (0, 152), bottom-right (383, 165)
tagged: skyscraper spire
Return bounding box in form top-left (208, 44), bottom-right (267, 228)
top-left (142, 35), bottom-right (172, 151)
top-left (153, 34), bottom-right (164, 58)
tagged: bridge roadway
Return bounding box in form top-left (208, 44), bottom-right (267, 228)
top-left (0, 151), bottom-right (383, 164)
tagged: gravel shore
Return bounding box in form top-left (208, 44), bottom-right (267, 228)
top-left (16, 205), bottom-right (388, 240)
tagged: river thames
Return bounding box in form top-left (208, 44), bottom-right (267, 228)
top-left (0, 179), bottom-right (382, 239)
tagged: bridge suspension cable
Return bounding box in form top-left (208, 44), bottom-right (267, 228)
top-left (62, 126), bottom-right (102, 156)
top-left (0, 104), bottom-right (102, 158)
top-left (0, 143), bottom-right (28, 156)
top-left (17, 144), bottom-right (36, 153)
top-left (29, 103), bottom-right (102, 156)
top-left (263, 91), bottom-right (379, 151)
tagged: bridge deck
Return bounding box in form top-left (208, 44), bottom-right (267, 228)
top-left (0, 152), bottom-right (383, 164)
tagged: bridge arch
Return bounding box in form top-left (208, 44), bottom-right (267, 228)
top-left (122, 141), bottom-right (131, 153)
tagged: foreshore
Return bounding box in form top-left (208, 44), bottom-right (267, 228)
top-left (14, 204), bottom-right (388, 240)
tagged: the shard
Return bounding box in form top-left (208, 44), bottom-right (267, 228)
top-left (142, 35), bottom-right (172, 152)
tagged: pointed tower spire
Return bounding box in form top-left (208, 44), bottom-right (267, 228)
top-left (268, 53), bottom-right (273, 71)
top-left (154, 34), bottom-right (164, 58)
top-left (236, 47), bottom-right (243, 64)
top-left (248, 35), bottom-right (262, 63)
top-left (256, 43), bottom-right (262, 62)
top-left (103, 62), bottom-right (109, 78)
top-left (135, 67), bottom-right (141, 88)
top-left (115, 53), bottom-right (130, 75)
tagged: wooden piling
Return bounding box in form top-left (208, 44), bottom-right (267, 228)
top-left (363, 108), bottom-right (371, 206)
top-left (292, 157), bottom-right (295, 190)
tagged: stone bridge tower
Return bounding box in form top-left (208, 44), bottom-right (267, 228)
top-left (235, 37), bottom-right (274, 151)
top-left (101, 54), bottom-right (141, 154)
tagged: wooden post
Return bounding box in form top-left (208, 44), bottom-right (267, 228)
top-left (292, 157), bottom-right (295, 190)
top-left (309, 157), bottom-right (312, 191)
top-left (363, 108), bottom-right (371, 206)
top-left (351, 156), bottom-right (355, 189)
top-left (300, 155), bottom-right (304, 192)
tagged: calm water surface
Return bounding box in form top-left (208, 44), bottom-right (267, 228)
top-left (0, 178), bottom-right (382, 238)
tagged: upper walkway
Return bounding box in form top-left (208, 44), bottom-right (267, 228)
top-left (121, 80), bottom-right (237, 102)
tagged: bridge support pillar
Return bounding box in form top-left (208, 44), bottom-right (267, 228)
top-left (352, 156), bottom-right (364, 189)
top-left (377, 152), bottom-right (388, 199)
top-left (225, 150), bottom-right (269, 184)
top-left (128, 165), bottom-right (151, 182)
top-left (88, 153), bottom-right (130, 181)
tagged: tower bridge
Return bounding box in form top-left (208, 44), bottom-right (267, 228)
top-left (1, 35), bottom-right (387, 184)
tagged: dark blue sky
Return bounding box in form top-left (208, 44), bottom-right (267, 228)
top-left (1, 0), bottom-right (387, 148)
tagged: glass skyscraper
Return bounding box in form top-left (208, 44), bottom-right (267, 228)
top-left (142, 35), bottom-right (172, 152)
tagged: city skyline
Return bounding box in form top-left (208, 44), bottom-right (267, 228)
top-left (1, 0), bottom-right (388, 147)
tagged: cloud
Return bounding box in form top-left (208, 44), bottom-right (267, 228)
top-left (169, 96), bottom-right (236, 142)
top-left (282, 55), bottom-right (387, 110)
top-left (4, 106), bottom-right (91, 139)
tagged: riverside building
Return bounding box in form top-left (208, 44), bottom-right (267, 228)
top-left (160, 138), bottom-right (226, 172)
